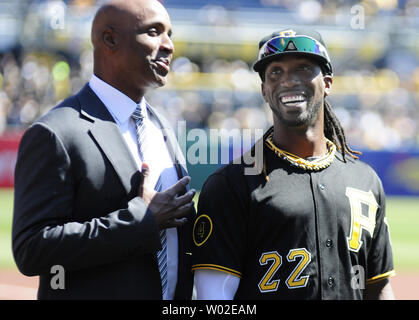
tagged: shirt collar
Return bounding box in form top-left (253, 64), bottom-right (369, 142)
top-left (89, 74), bottom-right (147, 124)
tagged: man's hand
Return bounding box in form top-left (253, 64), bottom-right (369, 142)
top-left (139, 163), bottom-right (195, 230)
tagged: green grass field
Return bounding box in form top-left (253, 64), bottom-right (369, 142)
top-left (1, 189), bottom-right (418, 272)
top-left (386, 197), bottom-right (419, 272)
top-left (0, 189), bottom-right (15, 269)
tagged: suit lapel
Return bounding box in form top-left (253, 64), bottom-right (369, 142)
top-left (147, 105), bottom-right (195, 299)
top-left (77, 84), bottom-right (138, 194)
top-left (147, 105), bottom-right (188, 181)
top-left (75, 84), bottom-right (193, 298)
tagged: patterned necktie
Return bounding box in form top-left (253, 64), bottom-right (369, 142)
top-left (154, 176), bottom-right (168, 298)
top-left (132, 105), bottom-right (168, 298)
top-left (131, 104), bottom-right (148, 162)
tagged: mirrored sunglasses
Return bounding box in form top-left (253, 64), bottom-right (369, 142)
top-left (258, 35), bottom-right (330, 62)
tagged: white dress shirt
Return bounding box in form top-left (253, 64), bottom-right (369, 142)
top-left (89, 74), bottom-right (179, 300)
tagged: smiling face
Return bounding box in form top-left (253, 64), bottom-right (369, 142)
top-left (261, 55), bottom-right (332, 128)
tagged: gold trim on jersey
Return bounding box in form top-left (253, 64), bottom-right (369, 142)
top-left (191, 264), bottom-right (242, 278)
top-left (265, 132), bottom-right (337, 171)
top-left (366, 270), bottom-right (396, 284)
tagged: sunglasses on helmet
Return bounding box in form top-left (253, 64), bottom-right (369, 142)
top-left (255, 35), bottom-right (332, 75)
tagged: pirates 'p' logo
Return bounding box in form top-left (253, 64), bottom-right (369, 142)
top-left (193, 215), bottom-right (213, 247)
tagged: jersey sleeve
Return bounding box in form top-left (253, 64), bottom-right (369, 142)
top-left (192, 172), bottom-right (248, 278)
top-left (366, 177), bottom-right (395, 284)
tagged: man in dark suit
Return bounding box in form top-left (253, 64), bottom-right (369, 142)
top-left (12, 0), bottom-right (195, 300)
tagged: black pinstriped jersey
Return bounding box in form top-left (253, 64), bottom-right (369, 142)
top-left (192, 137), bottom-right (394, 300)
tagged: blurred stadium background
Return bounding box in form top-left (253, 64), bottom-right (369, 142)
top-left (0, 0), bottom-right (418, 299)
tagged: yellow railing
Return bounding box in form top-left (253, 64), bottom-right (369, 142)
top-left (162, 69), bottom-right (413, 94)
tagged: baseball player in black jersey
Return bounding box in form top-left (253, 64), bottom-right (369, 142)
top-left (191, 28), bottom-right (395, 300)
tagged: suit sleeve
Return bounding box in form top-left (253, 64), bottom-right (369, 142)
top-left (366, 177), bottom-right (395, 284)
top-left (192, 172), bottom-right (248, 278)
top-left (12, 123), bottom-right (161, 276)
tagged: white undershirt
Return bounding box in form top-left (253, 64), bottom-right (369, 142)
top-left (89, 74), bottom-right (179, 300)
top-left (195, 269), bottom-right (240, 300)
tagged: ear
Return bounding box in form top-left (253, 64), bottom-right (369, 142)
top-left (261, 82), bottom-right (268, 102)
top-left (323, 75), bottom-right (333, 97)
top-left (102, 26), bottom-right (118, 51)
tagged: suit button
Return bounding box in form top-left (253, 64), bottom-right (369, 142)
top-left (319, 184), bottom-right (325, 190)
top-left (326, 239), bottom-right (333, 247)
top-left (328, 276), bottom-right (334, 286)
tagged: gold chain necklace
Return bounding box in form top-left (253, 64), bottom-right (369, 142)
top-left (265, 132), bottom-right (336, 171)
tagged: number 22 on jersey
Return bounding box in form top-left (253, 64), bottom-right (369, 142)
top-left (258, 188), bottom-right (378, 293)
top-left (258, 248), bottom-right (311, 293)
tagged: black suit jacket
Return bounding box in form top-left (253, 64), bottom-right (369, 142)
top-left (12, 84), bottom-right (194, 299)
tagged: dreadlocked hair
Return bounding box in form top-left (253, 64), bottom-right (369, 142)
top-left (323, 99), bottom-right (362, 162)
